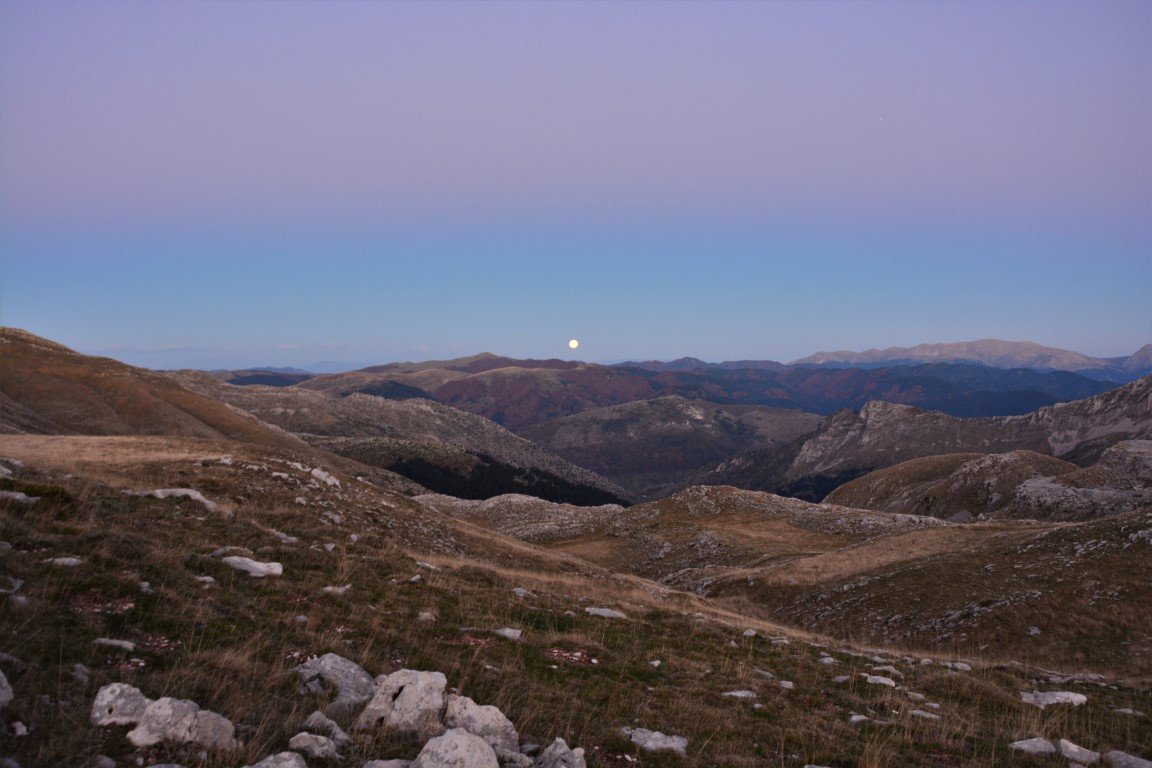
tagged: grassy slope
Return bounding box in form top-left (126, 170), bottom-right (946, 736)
top-left (2, 438), bottom-right (1146, 767)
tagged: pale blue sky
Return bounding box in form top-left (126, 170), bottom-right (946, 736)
top-left (1, 1), bottom-right (1149, 368)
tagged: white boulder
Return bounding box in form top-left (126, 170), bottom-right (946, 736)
top-left (621, 727), bottom-right (688, 755)
top-left (411, 728), bottom-right (498, 768)
top-left (1105, 752), bottom-right (1152, 768)
top-left (127, 697), bottom-right (239, 751)
top-left (536, 738), bottom-right (587, 768)
top-left (0, 670), bottom-right (12, 709)
top-left (1058, 739), bottom-right (1100, 764)
top-left (288, 731), bottom-right (342, 761)
top-left (445, 694), bottom-right (518, 754)
top-left (355, 669), bottom-right (447, 740)
top-left (222, 556), bottom-right (282, 578)
top-left (1010, 738), bottom-right (1055, 755)
top-left (295, 653), bottom-right (375, 717)
top-left (91, 683), bottom-right (152, 726)
top-left (302, 709), bottom-right (352, 748)
top-left (584, 607), bottom-right (627, 619)
top-left (248, 753), bottom-right (308, 768)
top-left (1020, 690), bottom-right (1087, 708)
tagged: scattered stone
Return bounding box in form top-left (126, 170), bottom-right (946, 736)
top-left (288, 732), bottom-right (342, 761)
top-left (323, 584), bottom-right (351, 596)
top-left (648, 660), bottom-right (662, 668)
top-left (445, 694), bottom-right (518, 755)
top-left (1010, 738), bottom-right (1056, 756)
top-left (94, 756), bottom-right (117, 768)
top-left (417, 611), bottom-right (436, 623)
top-left (416, 561), bottom-right (439, 571)
top-left (310, 468), bottom-right (341, 487)
top-left (0, 670), bottom-right (12, 709)
top-left (295, 653), bottom-right (375, 718)
top-left (363, 762), bottom-right (413, 768)
top-left (221, 556), bottom-right (282, 578)
top-left (1115, 708), bottom-right (1145, 717)
top-left (536, 737), bottom-right (587, 768)
top-left (0, 491), bottom-right (38, 505)
top-left (91, 683), bottom-right (152, 726)
top-left (1028, 626), bottom-right (1042, 636)
top-left (833, 676), bottom-right (851, 684)
top-left (1059, 739), bottom-right (1100, 764)
top-left (511, 588), bottom-right (533, 598)
top-left (408, 574), bottom-right (422, 584)
top-left (742, 629), bottom-right (757, 637)
top-left (906, 691), bottom-right (926, 702)
top-left (909, 710), bottom-right (941, 721)
top-left (871, 665), bottom-right (902, 676)
top-left (11, 721), bottom-right (27, 736)
top-left (301, 710), bottom-right (352, 749)
top-left (849, 714), bottom-right (869, 724)
top-left (411, 728), bottom-right (498, 768)
top-left (42, 557), bottom-right (82, 567)
top-left (355, 669), bottom-right (447, 740)
top-left (584, 607), bottom-right (627, 620)
top-left (1105, 751), bottom-right (1152, 768)
top-left (494, 628), bottom-right (522, 642)
top-left (248, 753), bottom-right (307, 768)
top-left (194, 576), bottom-right (216, 587)
top-left (138, 488), bottom-right (217, 512)
top-left (721, 690), bottom-right (757, 699)
top-left (779, 681), bottom-right (795, 690)
top-left (127, 697), bottom-right (239, 751)
top-left (1020, 690), bottom-right (1087, 708)
top-left (93, 638), bottom-right (136, 652)
top-left (621, 727), bottom-right (688, 755)
top-left (861, 675), bottom-right (897, 687)
top-left (138, 581), bottom-right (154, 594)
top-left (818, 656), bottom-right (837, 665)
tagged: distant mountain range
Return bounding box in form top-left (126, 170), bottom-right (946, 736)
top-left (791, 339), bottom-right (1152, 381)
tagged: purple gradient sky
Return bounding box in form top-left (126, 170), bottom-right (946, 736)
top-left (1, 0), bottom-right (1149, 368)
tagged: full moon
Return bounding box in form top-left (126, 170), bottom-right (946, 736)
top-left (568, 339), bottom-right (580, 350)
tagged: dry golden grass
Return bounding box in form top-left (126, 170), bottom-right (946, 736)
top-left (0, 436), bottom-right (1148, 767)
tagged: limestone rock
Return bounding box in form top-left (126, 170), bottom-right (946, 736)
top-left (721, 690), bottom-right (756, 699)
top-left (1105, 752), bottom-right (1152, 768)
top-left (536, 738), bottom-right (586, 768)
top-left (909, 710), bottom-right (941, 721)
top-left (584, 607), bottom-right (627, 619)
top-left (1058, 739), bottom-right (1100, 764)
top-left (355, 669), bottom-right (447, 740)
top-left (861, 674), bottom-right (897, 687)
top-left (221, 556), bottom-right (282, 578)
top-left (1020, 690), bottom-right (1087, 708)
top-left (411, 728), bottom-right (499, 768)
top-left (0, 670), bottom-right (12, 709)
top-left (621, 727), bottom-right (687, 755)
top-left (126, 698), bottom-right (238, 751)
top-left (444, 694), bottom-right (518, 754)
top-left (494, 628), bottom-right (522, 642)
top-left (1009, 738), bottom-right (1055, 755)
top-left (296, 653), bottom-right (375, 718)
top-left (362, 761), bottom-right (413, 768)
top-left (302, 710), bottom-right (352, 748)
top-left (288, 732), bottom-right (342, 761)
top-left (91, 683), bottom-right (153, 726)
top-left (248, 754), bottom-right (308, 768)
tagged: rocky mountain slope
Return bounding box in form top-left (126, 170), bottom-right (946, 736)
top-left (521, 396), bottom-right (823, 500)
top-left (0, 329), bottom-right (305, 451)
top-left (170, 372), bottom-right (629, 506)
top-left (700, 374), bottom-right (1152, 501)
top-left (826, 441), bottom-right (1152, 522)
top-left (793, 339), bottom-right (1152, 381)
top-left (2, 439), bottom-right (1149, 767)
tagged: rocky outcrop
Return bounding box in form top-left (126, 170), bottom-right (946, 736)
top-left (89, 685), bottom-right (238, 752)
top-left (222, 556), bottom-right (283, 577)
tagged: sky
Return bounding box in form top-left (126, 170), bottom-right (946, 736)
top-left (1, 0), bottom-right (1149, 369)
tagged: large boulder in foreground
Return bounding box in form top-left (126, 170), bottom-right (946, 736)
top-left (355, 669), bottom-right (448, 740)
top-left (411, 728), bottom-right (499, 768)
top-left (295, 653), bottom-right (375, 717)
